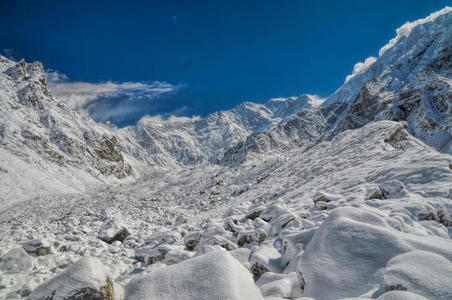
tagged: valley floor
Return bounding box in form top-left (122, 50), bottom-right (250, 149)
top-left (1, 121), bottom-right (452, 300)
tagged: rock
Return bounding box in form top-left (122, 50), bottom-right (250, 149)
top-left (20, 280), bottom-right (38, 298)
top-left (369, 190), bottom-right (383, 200)
top-left (198, 235), bottom-right (237, 251)
top-left (22, 239), bottom-right (51, 256)
top-left (95, 136), bottom-right (123, 162)
top-left (379, 180), bottom-right (406, 199)
top-left (135, 246), bottom-right (169, 266)
top-left (97, 217), bottom-right (129, 244)
top-left (0, 248), bottom-right (33, 273)
top-left (30, 257), bottom-right (114, 300)
top-left (144, 230), bottom-right (180, 247)
top-left (124, 250), bottom-right (264, 300)
top-left (245, 209), bottom-right (264, 221)
top-left (250, 246), bottom-right (282, 280)
top-left (384, 124), bottom-right (408, 149)
top-left (418, 209), bottom-right (452, 227)
top-left (237, 229), bottom-right (267, 246)
top-left (223, 217), bottom-right (238, 232)
top-left (184, 232), bottom-right (202, 250)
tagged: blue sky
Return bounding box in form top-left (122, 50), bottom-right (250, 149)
top-left (0, 0), bottom-right (449, 126)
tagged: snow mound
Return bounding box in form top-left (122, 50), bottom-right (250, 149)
top-left (124, 250), bottom-right (263, 300)
top-left (377, 290), bottom-right (429, 300)
top-left (382, 250), bottom-right (452, 300)
top-left (0, 248), bottom-right (33, 274)
top-left (298, 206), bottom-right (452, 300)
top-left (30, 257), bottom-right (114, 300)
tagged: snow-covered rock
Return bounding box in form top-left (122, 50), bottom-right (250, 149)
top-left (376, 290), bottom-right (430, 300)
top-left (381, 250), bottom-right (452, 300)
top-left (124, 250), bottom-right (264, 300)
top-left (22, 239), bottom-right (51, 256)
top-left (297, 206), bottom-right (452, 300)
top-left (0, 248), bottom-right (33, 273)
top-left (250, 245), bottom-right (282, 280)
top-left (30, 257), bottom-right (114, 300)
top-left (97, 217), bottom-right (129, 244)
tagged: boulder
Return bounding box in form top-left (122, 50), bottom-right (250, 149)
top-left (22, 239), bottom-right (51, 256)
top-left (378, 180), bottom-right (407, 199)
top-left (97, 217), bottom-right (129, 244)
top-left (31, 257), bottom-right (114, 300)
top-left (124, 250), bottom-right (263, 300)
top-left (250, 245), bottom-right (282, 280)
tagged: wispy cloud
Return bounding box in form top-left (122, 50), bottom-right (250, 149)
top-left (1, 48), bottom-right (17, 60)
top-left (46, 70), bottom-right (180, 110)
top-left (46, 70), bottom-right (185, 126)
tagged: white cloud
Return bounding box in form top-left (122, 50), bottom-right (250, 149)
top-left (1, 48), bottom-right (16, 60)
top-left (46, 70), bottom-right (181, 111)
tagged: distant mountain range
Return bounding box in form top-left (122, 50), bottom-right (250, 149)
top-left (0, 7), bottom-right (450, 207)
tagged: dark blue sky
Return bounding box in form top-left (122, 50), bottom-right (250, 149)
top-left (0, 0), bottom-right (449, 126)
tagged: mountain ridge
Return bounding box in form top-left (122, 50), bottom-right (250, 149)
top-left (0, 6), bottom-right (450, 205)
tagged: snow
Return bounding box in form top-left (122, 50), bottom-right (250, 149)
top-left (0, 248), bottom-right (33, 274)
top-left (376, 291), bottom-right (429, 300)
top-left (0, 6), bottom-right (451, 300)
top-left (297, 206), bottom-right (452, 300)
top-left (30, 257), bottom-right (112, 300)
top-left (345, 56), bottom-right (377, 83)
top-left (378, 6), bottom-right (452, 56)
top-left (382, 250), bottom-right (452, 299)
top-left (124, 250), bottom-right (264, 300)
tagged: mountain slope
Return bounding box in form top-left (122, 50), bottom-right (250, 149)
top-left (323, 7), bottom-right (452, 153)
top-left (0, 6), bottom-right (451, 300)
top-left (1, 121), bottom-right (451, 300)
top-left (0, 58), bottom-right (154, 207)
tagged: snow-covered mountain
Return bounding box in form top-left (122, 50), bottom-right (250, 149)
top-left (0, 6), bottom-right (451, 300)
top-left (132, 94), bottom-right (324, 166)
top-left (0, 57), bottom-right (159, 207)
top-left (323, 7), bottom-right (451, 153)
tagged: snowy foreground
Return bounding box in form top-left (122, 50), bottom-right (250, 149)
top-left (1, 7), bottom-right (452, 300)
top-left (1, 121), bottom-right (451, 299)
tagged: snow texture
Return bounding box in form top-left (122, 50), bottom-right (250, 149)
top-left (0, 6), bottom-right (451, 300)
top-left (124, 250), bottom-right (263, 300)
